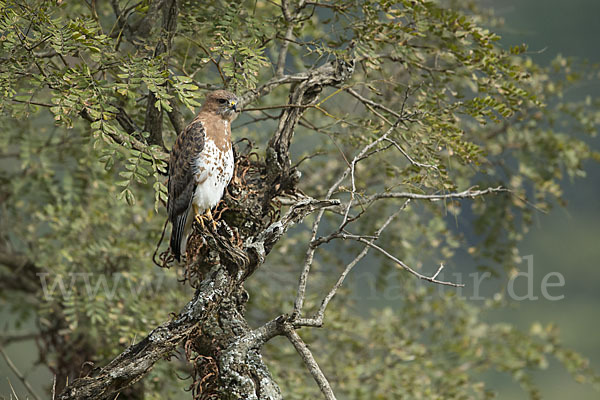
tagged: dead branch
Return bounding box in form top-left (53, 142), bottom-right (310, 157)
top-left (292, 117), bottom-right (403, 318)
top-left (364, 186), bottom-right (509, 203)
top-left (310, 201), bottom-right (411, 325)
top-left (283, 324), bottom-right (336, 400)
top-left (352, 239), bottom-right (462, 287)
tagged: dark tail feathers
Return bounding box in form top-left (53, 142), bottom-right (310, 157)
top-left (170, 212), bottom-right (188, 261)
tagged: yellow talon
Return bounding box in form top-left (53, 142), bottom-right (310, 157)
top-left (192, 205), bottom-right (218, 231)
top-left (193, 204), bottom-right (205, 230)
top-left (205, 209), bottom-right (217, 231)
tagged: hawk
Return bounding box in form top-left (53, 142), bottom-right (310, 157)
top-left (167, 90), bottom-right (238, 261)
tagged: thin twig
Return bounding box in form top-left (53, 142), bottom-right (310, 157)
top-left (346, 87), bottom-right (434, 169)
top-left (313, 201), bottom-right (410, 323)
top-left (345, 87), bottom-right (402, 119)
top-left (52, 374), bottom-right (57, 400)
top-left (354, 239), bottom-right (463, 287)
top-left (0, 345), bottom-right (42, 400)
top-left (292, 117), bottom-right (404, 318)
top-left (338, 117), bottom-right (405, 229)
top-left (431, 264), bottom-right (444, 280)
top-left (182, 34), bottom-right (226, 85)
top-left (291, 151), bottom-right (327, 169)
top-left (383, 137), bottom-right (437, 169)
top-left (10, 98), bottom-right (54, 108)
top-left (0, 332), bottom-right (39, 346)
top-left (242, 104), bottom-right (312, 112)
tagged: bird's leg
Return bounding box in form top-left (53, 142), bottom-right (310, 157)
top-left (205, 208), bottom-right (217, 231)
top-left (193, 204), bottom-right (205, 230)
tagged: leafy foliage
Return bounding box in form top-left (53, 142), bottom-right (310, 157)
top-left (0, 0), bottom-right (599, 398)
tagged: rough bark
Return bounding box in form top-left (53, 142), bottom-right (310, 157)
top-left (264, 59), bottom-right (355, 210)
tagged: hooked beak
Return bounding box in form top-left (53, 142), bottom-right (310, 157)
top-left (230, 100), bottom-right (238, 112)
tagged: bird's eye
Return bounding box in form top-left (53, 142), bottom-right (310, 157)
top-left (217, 98), bottom-right (227, 104)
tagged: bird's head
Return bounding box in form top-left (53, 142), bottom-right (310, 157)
top-left (203, 90), bottom-right (239, 120)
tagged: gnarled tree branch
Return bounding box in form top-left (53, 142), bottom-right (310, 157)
top-left (57, 197), bottom-right (340, 400)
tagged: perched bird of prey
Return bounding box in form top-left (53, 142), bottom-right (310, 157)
top-left (167, 90), bottom-right (238, 261)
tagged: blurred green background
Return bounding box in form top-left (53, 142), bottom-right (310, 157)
top-left (1, 1), bottom-right (599, 399)
top-left (478, 0), bottom-right (600, 398)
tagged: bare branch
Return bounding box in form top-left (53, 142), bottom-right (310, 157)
top-left (283, 325), bottom-right (336, 400)
top-left (240, 59), bottom-right (353, 109)
top-left (313, 201), bottom-right (410, 323)
top-left (262, 58), bottom-right (354, 219)
top-left (337, 85), bottom-right (416, 229)
top-left (0, 332), bottom-right (39, 346)
top-left (292, 117), bottom-right (403, 318)
top-left (364, 186), bottom-right (509, 203)
top-left (353, 238), bottom-right (463, 287)
top-left (181, 34), bottom-right (226, 84)
top-left (239, 75), bottom-right (308, 108)
top-left (383, 137), bottom-right (438, 169)
top-left (0, 345), bottom-right (42, 400)
top-left (10, 98), bottom-right (55, 108)
top-left (114, 106), bottom-right (142, 134)
top-left (248, 196), bottom-right (342, 262)
top-left (345, 87), bottom-right (403, 119)
top-left (276, 25), bottom-right (293, 76)
top-left (276, 0), bottom-right (307, 76)
top-left (345, 86), bottom-right (436, 170)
